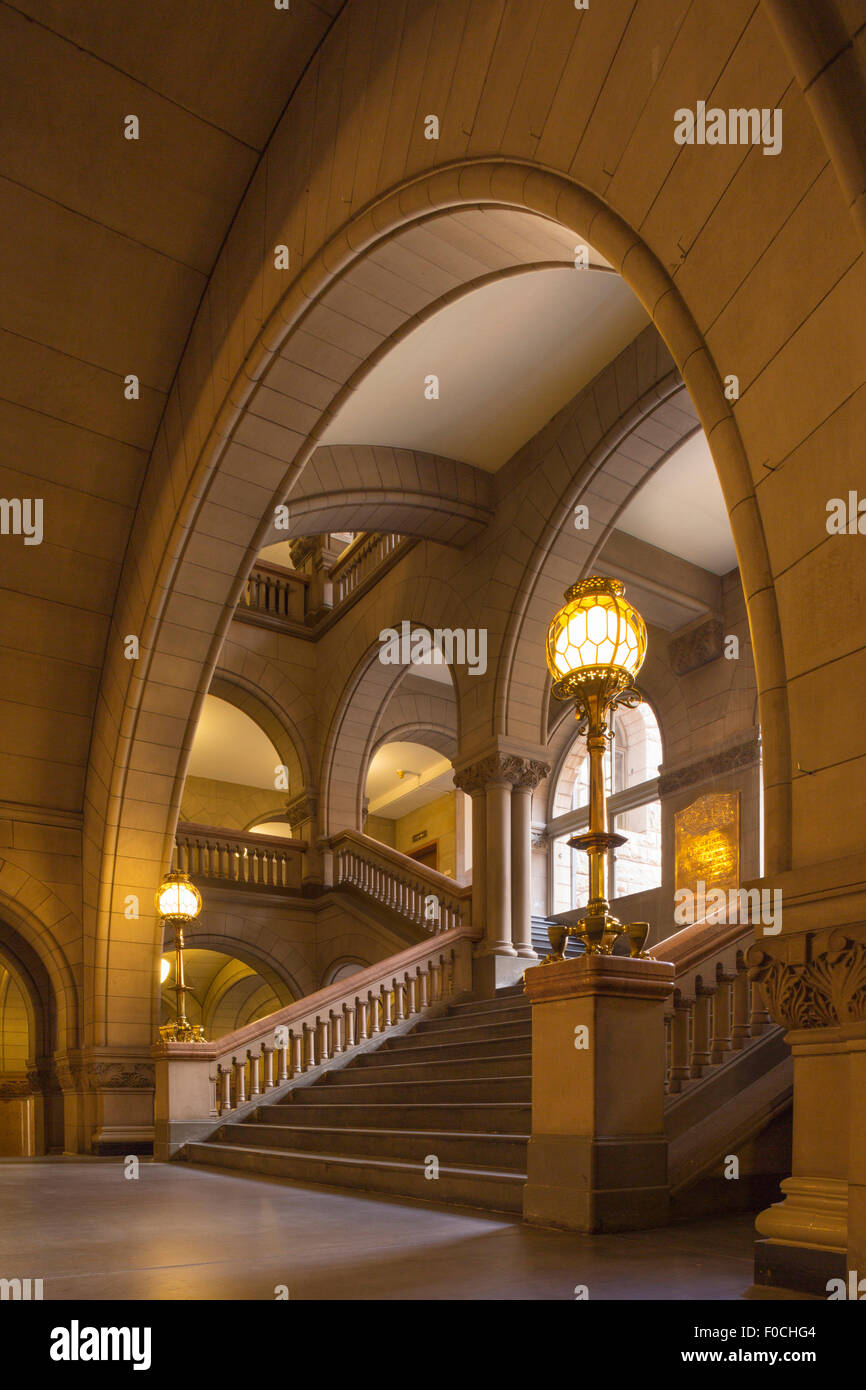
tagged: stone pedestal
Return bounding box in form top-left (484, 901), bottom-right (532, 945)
top-left (151, 1044), bottom-right (217, 1160)
top-left (523, 953), bottom-right (674, 1232)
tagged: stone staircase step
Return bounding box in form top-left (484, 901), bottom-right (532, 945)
top-left (375, 1032), bottom-right (532, 1063)
top-left (249, 1099), bottom-right (532, 1132)
top-left (332, 1052), bottom-right (531, 1083)
top-left (415, 1003), bottom-right (530, 1031)
top-left (185, 1141), bottom-right (525, 1213)
top-left (403, 1017), bottom-right (533, 1046)
top-left (216, 1121), bottom-right (528, 1169)
top-left (286, 1074), bottom-right (532, 1104)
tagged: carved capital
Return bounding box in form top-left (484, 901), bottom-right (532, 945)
top-left (747, 929), bottom-right (866, 1030)
top-left (454, 754), bottom-right (550, 793)
top-left (285, 790), bottom-right (317, 830)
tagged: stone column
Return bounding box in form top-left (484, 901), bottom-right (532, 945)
top-left (511, 760), bottom-right (549, 960)
top-left (523, 953), bottom-right (674, 1231)
top-left (484, 774), bottom-right (514, 958)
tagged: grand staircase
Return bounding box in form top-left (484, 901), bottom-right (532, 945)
top-left (186, 990), bottom-right (531, 1212)
top-left (176, 833), bottom-right (792, 1220)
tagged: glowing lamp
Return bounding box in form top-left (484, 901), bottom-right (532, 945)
top-left (156, 869), bottom-right (205, 1043)
top-left (155, 871), bottom-right (201, 923)
top-left (542, 575), bottom-right (651, 960)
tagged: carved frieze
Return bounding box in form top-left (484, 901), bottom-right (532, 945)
top-left (658, 735), bottom-right (760, 797)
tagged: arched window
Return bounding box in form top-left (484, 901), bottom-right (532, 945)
top-left (549, 702), bottom-right (662, 915)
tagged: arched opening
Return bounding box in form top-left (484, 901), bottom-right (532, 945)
top-left (159, 948), bottom-right (294, 1039)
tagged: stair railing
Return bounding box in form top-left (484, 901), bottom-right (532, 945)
top-left (198, 926), bottom-right (478, 1115)
top-left (328, 830), bottom-right (472, 935)
top-left (650, 917), bottom-right (776, 1097)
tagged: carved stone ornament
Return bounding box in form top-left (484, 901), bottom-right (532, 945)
top-left (285, 790), bottom-right (317, 829)
top-left (454, 755), bottom-right (550, 793)
top-left (658, 735), bottom-right (760, 797)
top-left (747, 928), bottom-right (866, 1030)
top-left (87, 1062), bottom-right (156, 1091)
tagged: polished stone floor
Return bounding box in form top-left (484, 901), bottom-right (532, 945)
top-left (0, 1157), bottom-right (756, 1300)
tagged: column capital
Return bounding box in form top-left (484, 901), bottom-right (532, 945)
top-left (285, 789), bottom-right (317, 830)
top-left (454, 753), bottom-right (550, 793)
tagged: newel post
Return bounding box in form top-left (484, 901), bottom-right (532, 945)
top-left (522, 954), bottom-right (674, 1232)
top-left (151, 1041), bottom-right (218, 1161)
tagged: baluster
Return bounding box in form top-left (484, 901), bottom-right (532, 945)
top-left (426, 958), bottom-right (436, 1004)
top-left (403, 972), bottom-right (415, 1018)
top-left (330, 1009), bottom-right (343, 1055)
top-left (247, 1048), bottom-right (261, 1098)
top-left (394, 977), bottom-right (405, 1023)
top-left (232, 1055), bottom-right (246, 1107)
top-left (261, 1043), bottom-right (275, 1091)
top-left (316, 1016), bottom-right (329, 1063)
top-left (690, 983), bottom-right (713, 1076)
top-left (669, 996), bottom-right (692, 1092)
top-left (277, 1036), bottom-right (289, 1084)
top-left (343, 1001), bottom-right (355, 1051)
top-left (381, 985), bottom-right (393, 1031)
top-left (748, 977), bottom-right (772, 1036)
top-left (710, 969), bottom-right (734, 1063)
top-left (291, 1030), bottom-right (303, 1078)
top-left (368, 990), bottom-right (381, 1036)
top-left (218, 1063), bottom-right (232, 1114)
top-left (731, 966), bottom-right (751, 1049)
top-left (301, 1021), bottom-right (314, 1071)
top-left (417, 965), bottom-right (429, 1010)
top-left (663, 1014), bottom-right (673, 1094)
top-left (444, 950), bottom-right (455, 997)
top-left (357, 996), bottom-right (369, 1042)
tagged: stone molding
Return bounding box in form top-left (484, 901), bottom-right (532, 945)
top-left (658, 734), bottom-right (760, 797)
top-left (747, 925), bottom-right (866, 1030)
top-left (454, 755), bottom-right (550, 794)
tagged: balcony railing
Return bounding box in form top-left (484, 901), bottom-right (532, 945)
top-left (240, 561), bottom-right (308, 623)
top-left (329, 532), bottom-right (406, 605)
top-left (237, 534), bottom-right (411, 633)
top-left (173, 822), bottom-right (306, 894)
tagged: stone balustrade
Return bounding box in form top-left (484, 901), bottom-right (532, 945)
top-left (329, 829), bottom-right (472, 934)
top-left (152, 926), bottom-right (479, 1154)
top-left (173, 822), bottom-right (306, 894)
top-left (329, 532), bottom-right (406, 604)
top-left (650, 917), bottom-right (775, 1096)
top-left (241, 560), bottom-right (308, 622)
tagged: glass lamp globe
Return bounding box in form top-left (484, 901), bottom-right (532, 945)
top-left (545, 575), bottom-right (646, 700)
top-left (155, 871), bottom-right (202, 922)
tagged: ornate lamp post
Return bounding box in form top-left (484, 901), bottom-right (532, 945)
top-left (156, 870), bottom-right (206, 1042)
top-left (544, 574), bottom-right (651, 960)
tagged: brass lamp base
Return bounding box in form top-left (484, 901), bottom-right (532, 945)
top-left (542, 911), bottom-right (651, 962)
top-left (159, 1020), bottom-right (207, 1043)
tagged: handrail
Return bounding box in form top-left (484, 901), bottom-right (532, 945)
top-left (163, 925), bottom-right (478, 1115)
top-left (174, 821), bottom-right (306, 893)
top-left (328, 829), bottom-right (471, 934)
